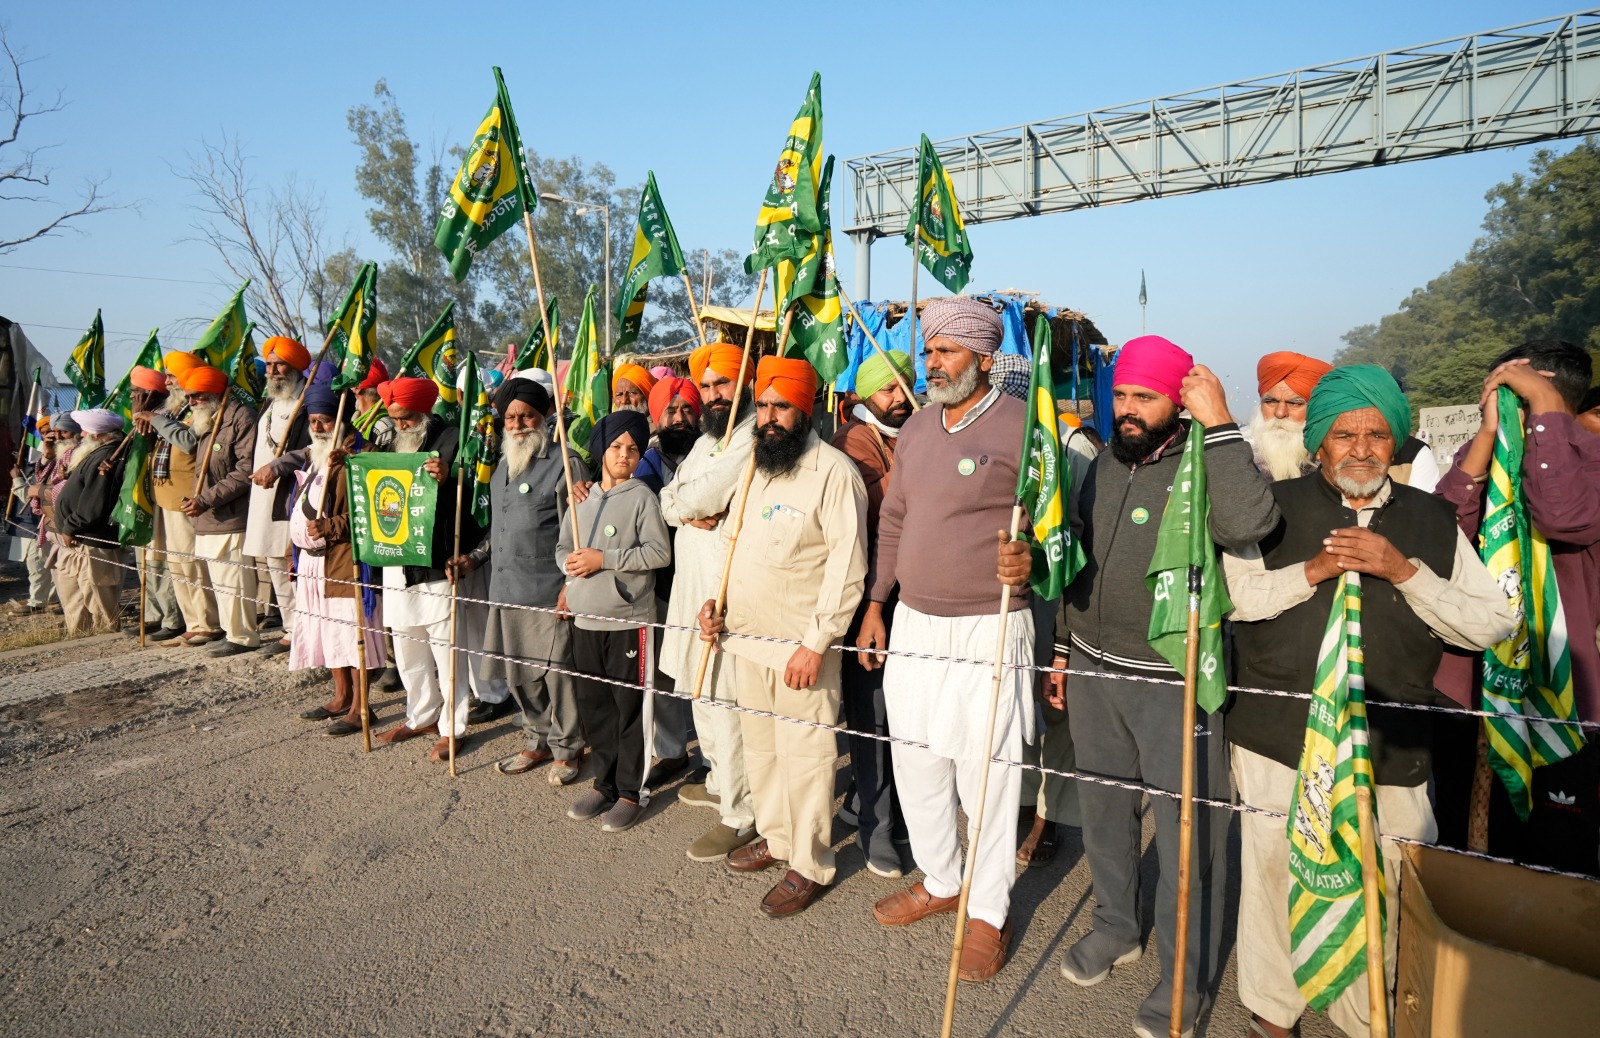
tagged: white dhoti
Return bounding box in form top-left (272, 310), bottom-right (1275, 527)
top-left (193, 531), bottom-right (259, 647)
top-left (383, 567), bottom-right (470, 738)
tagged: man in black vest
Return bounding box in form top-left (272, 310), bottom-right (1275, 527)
top-left (1222, 364), bottom-right (1511, 1038)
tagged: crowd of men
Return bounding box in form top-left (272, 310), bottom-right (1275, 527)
top-left (9, 300), bottom-right (1599, 1038)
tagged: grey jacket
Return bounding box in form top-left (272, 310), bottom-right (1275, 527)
top-left (470, 443), bottom-right (591, 608)
top-left (1057, 421), bottom-right (1278, 672)
top-left (555, 477), bottom-right (671, 632)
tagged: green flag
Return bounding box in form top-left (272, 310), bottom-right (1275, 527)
top-left (745, 72), bottom-right (824, 275)
top-left (615, 172), bottom-right (688, 351)
top-left (400, 301), bottom-right (461, 422)
top-left (774, 155), bottom-right (846, 383)
top-left (904, 134), bottom-right (973, 293)
top-left (514, 296), bottom-right (561, 372)
top-left (1479, 387), bottom-right (1584, 818)
top-left (434, 66), bottom-right (537, 282)
top-left (1144, 420), bottom-right (1232, 713)
top-left (455, 351), bottom-right (496, 529)
top-left (1016, 316), bottom-right (1085, 600)
top-left (562, 286), bottom-right (609, 462)
top-left (1288, 572), bottom-right (1384, 1010)
top-left (329, 263), bottom-right (378, 393)
top-left (189, 280), bottom-right (251, 369)
top-left (65, 310), bottom-right (106, 408)
top-left (227, 322), bottom-right (265, 407)
top-left (111, 432), bottom-right (156, 547)
top-left (346, 451), bottom-right (442, 567)
top-left (103, 330), bottom-right (165, 423)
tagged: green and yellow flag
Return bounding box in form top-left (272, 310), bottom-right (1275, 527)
top-left (745, 72), bottom-right (824, 275)
top-left (514, 296), bottom-right (560, 372)
top-left (1016, 315), bottom-right (1085, 600)
top-left (400, 301), bottom-right (461, 422)
top-left (904, 134), bottom-right (973, 293)
top-left (455, 351), bottom-right (496, 528)
top-left (346, 451), bottom-right (442, 567)
top-left (103, 330), bottom-right (165, 423)
top-left (189, 281), bottom-right (251, 369)
top-left (562, 286), bottom-right (609, 462)
top-left (65, 310), bottom-right (107, 408)
top-left (775, 154), bottom-right (846, 384)
top-left (112, 431), bottom-right (156, 547)
top-left (1480, 386), bottom-right (1584, 818)
top-left (1144, 419), bottom-right (1232, 713)
top-left (434, 66), bottom-right (537, 282)
top-left (615, 172), bottom-right (688, 350)
top-left (227, 322), bottom-right (265, 407)
top-left (1288, 572), bottom-right (1384, 1010)
top-left (329, 262), bottom-right (378, 393)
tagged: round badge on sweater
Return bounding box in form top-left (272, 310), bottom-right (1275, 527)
top-left (603, 524), bottom-right (617, 537)
top-left (517, 483), bottom-right (530, 494)
top-left (957, 458), bottom-right (976, 476)
top-left (212, 443), bottom-right (221, 452)
top-left (1131, 507), bottom-right (1150, 525)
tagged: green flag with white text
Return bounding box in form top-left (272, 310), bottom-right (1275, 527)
top-left (562, 286), bottom-right (609, 462)
top-left (775, 155), bottom-right (845, 383)
top-left (65, 310), bottom-right (106, 408)
top-left (346, 451), bottom-right (441, 567)
top-left (112, 432), bottom-right (156, 547)
top-left (189, 281), bottom-right (251, 369)
top-left (455, 351), bottom-right (497, 529)
top-left (615, 172), bottom-right (687, 351)
top-left (400, 301), bottom-right (461, 422)
top-left (745, 72), bottom-right (824, 275)
top-left (434, 67), bottom-right (537, 282)
top-left (514, 296), bottom-right (561, 372)
top-left (329, 263), bottom-right (377, 393)
top-left (103, 330), bottom-right (165, 423)
top-left (227, 323), bottom-right (265, 407)
top-left (1016, 315), bottom-right (1084, 600)
top-left (904, 134), bottom-right (973, 293)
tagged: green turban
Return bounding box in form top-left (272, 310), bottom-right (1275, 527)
top-left (855, 348), bottom-right (913, 398)
top-left (1303, 364), bottom-right (1412, 453)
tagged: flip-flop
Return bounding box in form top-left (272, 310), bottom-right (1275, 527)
top-left (496, 749), bottom-right (552, 775)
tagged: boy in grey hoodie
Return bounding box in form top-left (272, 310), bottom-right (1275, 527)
top-left (555, 410), bottom-right (672, 833)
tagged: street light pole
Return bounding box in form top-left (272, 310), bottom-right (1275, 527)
top-left (539, 190), bottom-right (613, 348)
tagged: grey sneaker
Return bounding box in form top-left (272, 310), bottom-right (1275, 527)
top-left (1059, 930), bottom-right (1142, 987)
top-left (601, 799), bottom-right (645, 833)
top-left (677, 782), bottom-right (720, 808)
top-left (566, 789), bottom-right (615, 821)
top-left (687, 823), bottom-right (757, 862)
top-left (865, 854), bottom-right (904, 879)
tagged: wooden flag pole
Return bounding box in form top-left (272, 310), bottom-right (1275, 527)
top-left (836, 283), bottom-right (920, 410)
top-left (1467, 725), bottom-right (1492, 852)
top-left (345, 462), bottom-right (373, 753)
top-left (689, 307), bottom-right (790, 701)
top-left (445, 474), bottom-right (465, 777)
top-left (313, 392), bottom-right (349, 519)
top-left (1169, 564), bottom-right (1203, 1037)
top-left (521, 209), bottom-right (583, 551)
top-left (191, 398), bottom-right (228, 500)
top-left (138, 549), bottom-right (148, 649)
top-left (274, 329), bottom-right (338, 459)
top-left (718, 269), bottom-right (768, 452)
top-left (939, 503), bottom-right (1025, 1038)
top-left (682, 271), bottom-right (711, 352)
top-left (13, 374), bottom-right (39, 472)
top-left (1356, 784), bottom-right (1388, 1038)
top-left (907, 222), bottom-right (923, 365)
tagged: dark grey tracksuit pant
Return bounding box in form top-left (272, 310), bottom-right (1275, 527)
top-left (1067, 664), bottom-right (1231, 1008)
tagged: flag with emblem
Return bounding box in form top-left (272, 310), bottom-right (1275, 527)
top-left (189, 281), bottom-right (251, 369)
top-left (329, 262), bottom-right (377, 393)
top-left (65, 310), bottom-right (107, 408)
top-left (103, 330), bottom-right (165, 423)
top-left (400, 300), bottom-right (461, 422)
top-left (514, 296), bottom-right (560, 372)
top-left (111, 430), bottom-right (156, 546)
top-left (20, 369), bottom-right (43, 462)
top-left (615, 172), bottom-right (687, 351)
top-left (226, 323), bottom-right (265, 407)
top-left (346, 451), bottom-right (442, 567)
top-left (434, 66), bottom-right (537, 282)
top-left (1144, 419), bottom-right (1232, 712)
top-left (1479, 386), bottom-right (1584, 818)
top-left (1015, 315), bottom-right (1084, 600)
top-left (745, 72), bottom-right (824, 275)
top-left (774, 155), bottom-right (846, 383)
top-left (1288, 572), bottom-right (1384, 1010)
top-left (904, 134), bottom-right (973, 293)
top-left (455, 351), bottom-right (496, 528)
top-left (562, 286), bottom-right (609, 461)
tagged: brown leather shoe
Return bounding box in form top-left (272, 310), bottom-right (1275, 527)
top-left (957, 917), bottom-right (1013, 982)
top-left (726, 838), bottom-right (781, 873)
top-left (377, 723), bottom-right (429, 745)
top-left (760, 870), bottom-right (824, 918)
top-left (873, 881), bottom-right (960, 926)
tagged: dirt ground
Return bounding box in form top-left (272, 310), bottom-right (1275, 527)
top-left (0, 559), bottom-right (1344, 1038)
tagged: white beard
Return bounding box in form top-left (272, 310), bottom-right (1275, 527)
top-left (1249, 411), bottom-right (1310, 481)
top-left (392, 424), bottom-right (427, 454)
top-left (501, 426), bottom-right (548, 479)
top-left (164, 388), bottom-right (188, 416)
top-left (68, 433), bottom-right (113, 472)
top-left (266, 374), bottom-right (304, 403)
top-left (927, 363), bottom-right (982, 406)
top-left (191, 403), bottom-right (219, 437)
top-left (308, 431), bottom-right (335, 473)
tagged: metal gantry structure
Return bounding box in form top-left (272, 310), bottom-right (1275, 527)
top-left (845, 9), bottom-right (1600, 296)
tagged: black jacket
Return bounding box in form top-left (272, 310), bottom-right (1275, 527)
top-left (55, 441), bottom-right (125, 542)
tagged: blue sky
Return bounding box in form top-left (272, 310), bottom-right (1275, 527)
top-left (0, 0), bottom-right (1574, 410)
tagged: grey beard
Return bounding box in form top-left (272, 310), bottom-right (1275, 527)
top-left (266, 375), bottom-right (304, 402)
top-left (191, 404), bottom-right (218, 437)
top-left (68, 434), bottom-right (113, 471)
top-left (1333, 468), bottom-right (1388, 500)
top-left (308, 432), bottom-right (335, 472)
top-left (501, 426), bottom-right (547, 478)
top-left (1249, 411), bottom-right (1310, 481)
top-left (926, 363), bottom-right (982, 406)
top-left (392, 424), bottom-right (427, 454)
top-left (164, 389), bottom-right (188, 416)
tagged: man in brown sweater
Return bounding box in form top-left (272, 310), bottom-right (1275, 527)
top-left (141, 354), bottom-right (222, 645)
top-left (858, 297), bottom-right (1034, 983)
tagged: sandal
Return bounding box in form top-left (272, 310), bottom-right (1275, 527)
top-left (1016, 819), bottom-right (1059, 867)
top-left (548, 758), bottom-right (582, 786)
top-left (496, 748), bottom-right (553, 775)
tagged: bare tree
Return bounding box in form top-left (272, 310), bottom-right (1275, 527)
top-left (178, 134), bottom-right (340, 340)
top-left (0, 26), bottom-right (125, 252)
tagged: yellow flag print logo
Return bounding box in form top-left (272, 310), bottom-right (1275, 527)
top-left (369, 471), bottom-right (413, 546)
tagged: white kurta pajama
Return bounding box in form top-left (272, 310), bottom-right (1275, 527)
top-left (287, 469), bottom-right (386, 672)
top-left (381, 563), bottom-right (487, 738)
top-left (242, 396), bottom-right (298, 632)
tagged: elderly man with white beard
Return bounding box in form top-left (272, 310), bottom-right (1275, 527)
top-left (451, 375), bottom-right (593, 782)
top-left (1243, 352), bottom-right (1333, 482)
top-left (243, 337), bottom-right (314, 656)
top-left (52, 409), bottom-right (130, 635)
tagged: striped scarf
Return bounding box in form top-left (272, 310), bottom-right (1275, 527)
top-left (1288, 571), bottom-right (1384, 1010)
top-left (1479, 387), bottom-right (1584, 819)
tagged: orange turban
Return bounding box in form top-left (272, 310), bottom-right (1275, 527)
top-left (180, 365), bottom-right (228, 395)
top-left (755, 357), bottom-right (818, 414)
top-left (262, 336), bottom-right (311, 370)
top-left (1256, 351), bottom-right (1332, 400)
top-left (130, 366), bottom-right (167, 392)
top-left (689, 343), bottom-right (754, 386)
top-left (612, 362), bottom-right (656, 397)
top-left (377, 377), bottom-right (439, 414)
top-left (164, 352), bottom-right (201, 381)
top-left (648, 376), bottom-right (702, 424)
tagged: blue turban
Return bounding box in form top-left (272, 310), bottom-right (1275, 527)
top-left (588, 410), bottom-right (650, 469)
top-left (52, 413), bottom-right (82, 435)
top-left (1303, 364), bottom-right (1411, 452)
top-left (303, 381), bottom-right (343, 418)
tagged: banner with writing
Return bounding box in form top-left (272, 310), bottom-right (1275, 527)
top-left (345, 452), bottom-right (439, 567)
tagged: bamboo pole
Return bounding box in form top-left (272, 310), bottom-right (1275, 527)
top-left (521, 209), bottom-right (583, 551)
top-left (907, 222), bottom-right (923, 368)
top-left (682, 271), bottom-right (711, 352)
top-left (13, 373), bottom-right (39, 472)
top-left (273, 330), bottom-right (338, 459)
top-left (191, 397), bottom-right (228, 500)
top-left (1467, 725), bottom-right (1492, 852)
top-left (1356, 784), bottom-right (1388, 1038)
top-left (313, 392), bottom-right (349, 519)
top-left (836, 282), bottom-right (920, 410)
top-left (138, 548), bottom-right (148, 649)
top-left (446, 475), bottom-right (464, 776)
top-left (717, 269), bottom-right (768, 452)
top-left (346, 461), bottom-right (372, 754)
top-left (939, 503), bottom-right (1025, 1038)
top-left (1169, 565), bottom-right (1203, 1038)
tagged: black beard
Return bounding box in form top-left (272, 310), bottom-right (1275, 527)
top-left (753, 420), bottom-right (810, 477)
top-left (701, 400), bottom-right (733, 439)
top-left (864, 396), bottom-right (912, 429)
top-left (657, 426), bottom-right (698, 457)
top-left (1111, 411), bottom-right (1184, 465)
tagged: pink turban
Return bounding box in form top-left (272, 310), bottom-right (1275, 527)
top-left (1113, 335), bottom-right (1193, 406)
top-left (920, 297), bottom-right (1003, 355)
